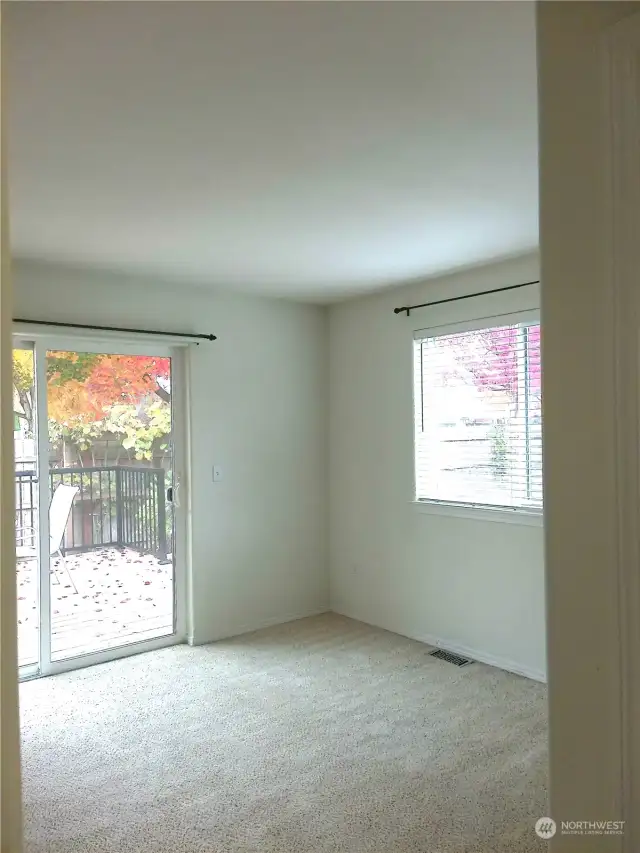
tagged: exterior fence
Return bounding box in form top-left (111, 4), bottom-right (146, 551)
top-left (15, 466), bottom-right (168, 559)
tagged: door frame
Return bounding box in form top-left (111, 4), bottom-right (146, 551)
top-left (605, 11), bottom-right (640, 851)
top-left (14, 333), bottom-right (189, 679)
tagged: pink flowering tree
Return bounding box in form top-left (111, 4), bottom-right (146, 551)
top-left (448, 324), bottom-right (541, 480)
top-left (450, 325), bottom-right (541, 415)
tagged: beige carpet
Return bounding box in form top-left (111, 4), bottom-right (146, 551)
top-left (20, 614), bottom-right (548, 853)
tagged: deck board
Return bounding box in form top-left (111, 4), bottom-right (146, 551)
top-left (17, 546), bottom-right (174, 667)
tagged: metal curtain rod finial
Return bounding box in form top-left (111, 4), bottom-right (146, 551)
top-left (13, 318), bottom-right (217, 342)
top-left (393, 280), bottom-right (540, 317)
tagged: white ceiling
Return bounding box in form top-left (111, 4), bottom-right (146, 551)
top-left (6, 1), bottom-right (539, 303)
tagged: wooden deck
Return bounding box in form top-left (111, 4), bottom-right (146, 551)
top-left (17, 546), bottom-right (174, 667)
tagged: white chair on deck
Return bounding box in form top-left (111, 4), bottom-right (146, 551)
top-left (16, 484), bottom-right (80, 591)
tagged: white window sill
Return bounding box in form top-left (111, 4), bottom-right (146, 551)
top-left (411, 500), bottom-right (543, 527)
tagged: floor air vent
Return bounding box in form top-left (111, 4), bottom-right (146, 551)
top-left (429, 649), bottom-right (474, 667)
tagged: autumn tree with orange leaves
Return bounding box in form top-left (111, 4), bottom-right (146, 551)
top-left (14, 351), bottom-right (172, 463)
top-left (47, 353), bottom-right (170, 422)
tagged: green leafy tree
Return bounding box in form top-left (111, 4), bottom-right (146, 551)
top-left (13, 350), bottom-right (35, 435)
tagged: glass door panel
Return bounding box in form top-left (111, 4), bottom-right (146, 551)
top-left (44, 349), bottom-right (175, 662)
top-left (13, 344), bottom-right (39, 669)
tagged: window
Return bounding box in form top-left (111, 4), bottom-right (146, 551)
top-left (413, 316), bottom-right (542, 512)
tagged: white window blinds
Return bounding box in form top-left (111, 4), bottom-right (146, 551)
top-left (413, 318), bottom-right (542, 511)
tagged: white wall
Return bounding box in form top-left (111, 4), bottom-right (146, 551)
top-left (13, 259), bottom-right (329, 644)
top-left (329, 252), bottom-right (546, 680)
top-left (1, 8), bottom-right (24, 837)
top-left (538, 3), bottom-right (640, 847)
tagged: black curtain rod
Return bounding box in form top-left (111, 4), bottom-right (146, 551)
top-left (14, 318), bottom-right (216, 342)
top-left (393, 280), bottom-right (540, 317)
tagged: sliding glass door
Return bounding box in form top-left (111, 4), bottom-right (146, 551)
top-left (14, 335), bottom-right (186, 677)
top-left (14, 342), bottom-right (39, 671)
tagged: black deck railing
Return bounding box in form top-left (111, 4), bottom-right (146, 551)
top-left (15, 466), bottom-right (168, 559)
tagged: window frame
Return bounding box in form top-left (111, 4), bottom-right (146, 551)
top-left (411, 308), bottom-right (543, 523)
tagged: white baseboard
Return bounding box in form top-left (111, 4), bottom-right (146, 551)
top-left (190, 606), bottom-right (330, 646)
top-left (192, 605), bottom-right (547, 683)
top-left (415, 631), bottom-right (547, 683)
top-left (332, 607), bottom-right (547, 683)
